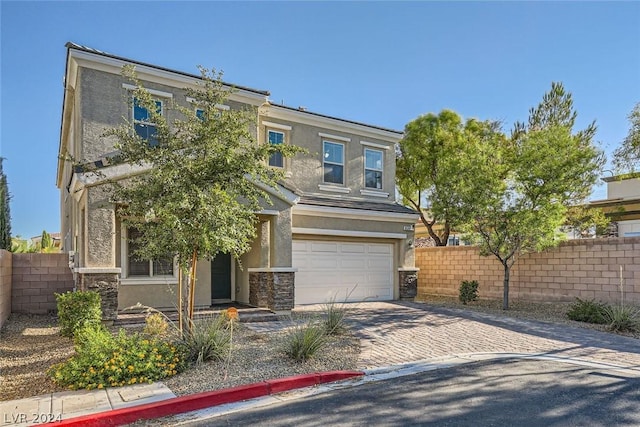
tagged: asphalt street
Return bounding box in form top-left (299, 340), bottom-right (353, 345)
top-left (182, 358), bottom-right (640, 427)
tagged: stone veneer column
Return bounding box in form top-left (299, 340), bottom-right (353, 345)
top-left (248, 268), bottom-right (295, 313)
top-left (398, 268), bottom-right (419, 301)
top-left (77, 269), bottom-right (120, 323)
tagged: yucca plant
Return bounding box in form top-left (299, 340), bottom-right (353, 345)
top-left (185, 314), bottom-right (231, 364)
top-left (322, 296), bottom-right (348, 335)
top-left (602, 305), bottom-right (640, 333)
top-left (282, 320), bottom-right (328, 362)
top-left (602, 266), bottom-right (640, 333)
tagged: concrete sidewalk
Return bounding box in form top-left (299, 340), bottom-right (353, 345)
top-left (0, 382), bottom-right (175, 426)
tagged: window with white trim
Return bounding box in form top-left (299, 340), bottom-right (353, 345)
top-left (323, 141), bottom-right (344, 185)
top-left (364, 148), bottom-right (383, 189)
top-left (268, 130), bottom-right (284, 168)
top-left (133, 98), bottom-right (162, 147)
top-left (126, 228), bottom-right (174, 277)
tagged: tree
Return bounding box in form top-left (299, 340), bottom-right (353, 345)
top-left (38, 229), bottom-right (58, 253)
top-left (106, 66), bottom-right (301, 333)
top-left (0, 158), bottom-right (11, 250)
top-left (396, 110), bottom-right (505, 245)
top-left (466, 82), bottom-right (605, 309)
top-left (612, 102), bottom-right (640, 173)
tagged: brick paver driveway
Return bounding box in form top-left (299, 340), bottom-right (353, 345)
top-left (332, 301), bottom-right (640, 370)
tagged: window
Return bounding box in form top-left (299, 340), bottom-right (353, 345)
top-left (323, 141), bottom-right (344, 184)
top-left (127, 228), bottom-right (174, 277)
top-left (268, 130), bottom-right (284, 168)
top-left (133, 98), bottom-right (162, 147)
top-left (364, 149), bottom-right (383, 189)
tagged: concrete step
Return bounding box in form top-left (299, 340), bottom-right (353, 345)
top-left (114, 305), bottom-right (278, 327)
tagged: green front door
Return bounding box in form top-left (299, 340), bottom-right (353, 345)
top-left (211, 253), bottom-right (231, 301)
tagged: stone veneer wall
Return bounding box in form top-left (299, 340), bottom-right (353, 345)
top-left (416, 237), bottom-right (640, 305)
top-left (11, 253), bottom-right (74, 314)
top-left (0, 250), bottom-right (12, 328)
top-left (249, 271), bottom-right (294, 312)
top-left (78, 273), bottom-right (119, 322)
top-left (399, 269), bottom-right (418, 300)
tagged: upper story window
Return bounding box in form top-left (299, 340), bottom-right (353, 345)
top-left (133, 98), bottom-right (162, 147)
top-left (323, 141), bottom-right (344, 185)
top-left (364, 148), bottom-right (383, 189)
top-left (268, 130), bottom-right (285, 168)
top-left (126, 228), bottom-right (174, 278)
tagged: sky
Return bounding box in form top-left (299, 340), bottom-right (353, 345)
top-left (1, 1), bottom-right (639, 240)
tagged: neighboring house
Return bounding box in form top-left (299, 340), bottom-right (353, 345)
top-left (30, 232), bottom-right (62, 249)
top-left (590, 173), bottom-right (640, 237)
top-left (56, 43), bottom-right (419, 317)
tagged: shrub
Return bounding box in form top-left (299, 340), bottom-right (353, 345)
top-left (56, 291), bottom-right (102, 337)
top-left (282, 321), bottom-right (328, 362)
top-left (143, 312), bottom-right (169, 337)
top-left (48, 325), bottom-right (185, 390)
top-left (322, 297), bottom-right (347, 335)
top-left (185, 314), bottom-right (231, 365)
top-left (566, 298), bottom-right (609, 324)
top-left (602, 305), bottom-right (640, 333)
top-left (459, 280), bottom-right (479, 305)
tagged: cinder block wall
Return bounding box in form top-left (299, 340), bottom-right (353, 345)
top-left (416, 237), bottom-right (640, 305)
top-left (12, 254), bottom-right (74, 314)
top-left (0, 250), bottom-right (12, 328)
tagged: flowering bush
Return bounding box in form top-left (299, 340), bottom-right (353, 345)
top-left (48, 325), bottom-right (186, 390)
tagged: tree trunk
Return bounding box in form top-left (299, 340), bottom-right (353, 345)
top-left (419, 213), bottom-right (445, 246)
top-left (187, 248), bottom-right (198, 331)
top-left (502, 262), bottom-right (510, 310)
top-left (178, 267), bottom-right (183, 337)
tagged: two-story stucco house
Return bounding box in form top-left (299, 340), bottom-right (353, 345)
top-left (57, 43), bottom-right (418, 319)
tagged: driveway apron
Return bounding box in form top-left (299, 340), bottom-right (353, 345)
top-left (339, 301), bottom-right (640, 370)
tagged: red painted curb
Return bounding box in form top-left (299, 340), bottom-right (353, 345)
top-left (42, 370), bottom-right (364, 426)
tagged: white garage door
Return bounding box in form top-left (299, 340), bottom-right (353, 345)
top-left (292, 240), bottom-right (394, 305)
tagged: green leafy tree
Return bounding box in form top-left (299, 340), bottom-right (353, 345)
top-left (612, 102), bottom-right (640, 173)
top-left (466, 82), bottom-right (605, 309)
top-left (397, 110), bottom-right (506, 245)
top-left (106, 66), bottom-right (301, 333)
top-left (0, 158), bottom-right (11, 250)
top-left (40, 230), bottom-right (52, 251)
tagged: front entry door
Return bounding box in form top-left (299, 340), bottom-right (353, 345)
top-left (211, 253), bottom-right (232, 301)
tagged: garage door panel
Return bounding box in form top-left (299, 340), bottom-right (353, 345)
top-left (309, 258), bottom-right (340, 269)
top-left (368, 244), bottom-right (392, 255)
top-left (340, 259), bottom-right (367, 269)
top-left (310, 242), bottom-right (339, 253)
top-left (293, 240), bottom-right (394, 305)
top-left (340, 243), bottom-right (366, 254)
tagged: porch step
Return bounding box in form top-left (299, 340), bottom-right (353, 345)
top-left (114, 306), bottom-right (278, 327)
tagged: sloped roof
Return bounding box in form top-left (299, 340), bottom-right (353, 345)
top-left (66, 42), bottom-right (270, 96)
top-left (298, 194), bottom-right (417, 215)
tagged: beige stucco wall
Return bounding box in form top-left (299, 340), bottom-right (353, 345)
top-left (79, 68), bottom-right (258, 163)
top-left (258, 117), bottom-right (397, 201)
top-left (85, 186), bottom-right (116, 268)
top-left (118, 260), bottom-right (211, 310)
top-left (416, 237), bottom-right (640, 305)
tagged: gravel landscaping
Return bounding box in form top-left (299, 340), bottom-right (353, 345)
top-left (0, 313), bottom-right (360, 402)
top-left (2, 297), bottom-right (638, 402)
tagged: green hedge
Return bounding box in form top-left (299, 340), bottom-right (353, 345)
top-left (56, 291), bottom-right (102, 338)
